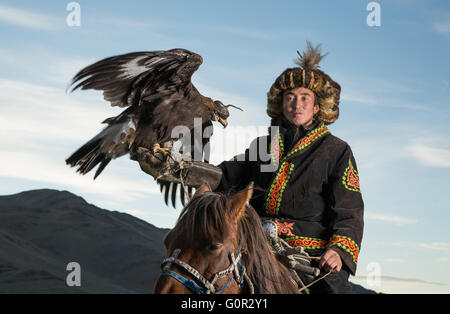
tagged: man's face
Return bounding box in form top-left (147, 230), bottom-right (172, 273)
top-left (282, 87), bottom-right (319, 127)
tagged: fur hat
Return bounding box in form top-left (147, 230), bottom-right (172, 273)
top-left (267, 41), bottom-right (341, 125)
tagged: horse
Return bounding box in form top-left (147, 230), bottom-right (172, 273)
top-left (153, 182), bottom-right (301, 294)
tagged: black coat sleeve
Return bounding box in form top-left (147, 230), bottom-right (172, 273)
top-left (215, 138), bottom-right (260, 194)
top-left (325, 143), bottom-right (364, 275)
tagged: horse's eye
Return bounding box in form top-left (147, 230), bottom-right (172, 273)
top-left (208, 243), bottom-right (223, 251)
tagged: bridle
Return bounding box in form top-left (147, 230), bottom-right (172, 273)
top-left (159, 245), bottom-right (254, 294)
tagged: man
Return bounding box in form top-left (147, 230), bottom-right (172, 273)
top-left (135, 42), bottom-right (364, 294)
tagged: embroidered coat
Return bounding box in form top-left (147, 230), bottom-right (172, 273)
top-left (216, 120), bottom-right (364, 275)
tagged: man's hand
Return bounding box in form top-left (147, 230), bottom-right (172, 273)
top-left (319, 248), bottom-right (342, 273)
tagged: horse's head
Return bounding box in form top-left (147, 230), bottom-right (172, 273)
top-left (153, 183), bottom-right (254, 294)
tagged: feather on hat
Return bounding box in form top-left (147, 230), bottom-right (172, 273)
top-left (294, 41), bottom-right (328, 70)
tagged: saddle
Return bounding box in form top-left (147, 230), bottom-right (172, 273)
top-left (261, 219), bottom-right (321, 294)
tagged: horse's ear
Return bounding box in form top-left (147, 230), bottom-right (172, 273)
top-left (193, 182), bottom-right (211, 198)
top-left (227, 182), bottom-right (254, 222)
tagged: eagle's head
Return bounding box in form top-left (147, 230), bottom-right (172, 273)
top-left (211, 100), bottom-right (243, 128)
top-left (212, 100), bottom-right (230, 128)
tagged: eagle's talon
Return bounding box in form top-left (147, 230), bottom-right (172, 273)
top-left (153, 147), bottom-right (170, 156)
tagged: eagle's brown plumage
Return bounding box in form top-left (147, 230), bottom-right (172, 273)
top-left (66, 48), bottom-right (231, 206)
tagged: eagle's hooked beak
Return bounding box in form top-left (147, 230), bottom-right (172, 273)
top-left (218, 117), bottom-right (228, 128)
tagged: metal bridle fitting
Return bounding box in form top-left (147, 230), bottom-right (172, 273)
top-left (159, 246), bottom-right (253, 294)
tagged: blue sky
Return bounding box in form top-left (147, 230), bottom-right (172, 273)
top-left (0, 0), bottom-right (449, 293)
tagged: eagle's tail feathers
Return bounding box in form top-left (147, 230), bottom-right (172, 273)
top-left (93, 158), bottom-right (112, 180)
top-left (65, 137), bottom-right (102, 168)
top-left (66, 135), bottom-right (107, 178)
top-left (66, 116), bottom-right (135, 179)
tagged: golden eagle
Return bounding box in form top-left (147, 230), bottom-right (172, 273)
top-left (66, 48), bottom-right (237, 205)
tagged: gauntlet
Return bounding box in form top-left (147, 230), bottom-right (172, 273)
top-left (130, 147), bottom-right (223, 191)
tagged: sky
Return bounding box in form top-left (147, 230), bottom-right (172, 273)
top-left (0, 0), bottom-right (449, 294)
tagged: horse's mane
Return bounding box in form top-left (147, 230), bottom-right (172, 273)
top-left (176, 192), bottom-right (232, 244)
top-left (176, 192), bottom-right (299, 294)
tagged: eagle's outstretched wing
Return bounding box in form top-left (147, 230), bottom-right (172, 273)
top-left (69, 49), bottom-right (203, 108)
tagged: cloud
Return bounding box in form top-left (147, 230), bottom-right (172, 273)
top-left (97, 16), bottom-right (153, 29)
top-left (95, 14), bottom-right (316, 44)
top-left (365, 212), bottom-right (419, 225)
top-left (0, 47), bottom-right (95, 88)
top-left (352, 275), bottom-right (446, 286)
top-left (340, 88), bottom-right (377, 105)
top-left (47, 56), bottom-right (97, 86)
top-left (418, 242), bottom-right (450, 253)
top-left (381, 258), bottom-right (405, 263)
top-left (433, 21), bottom-right (450, 38)
top-left (406, 144), bottom-right (450, 168)
top-left (0, 151), bottom-right (159, 200)
top-left (193, 23), bottom-right (317, 42)
top-left (0, 4), bottom-right (58, 31)
top-left (385, 241), bottom-right (450, 254)
top-left (340, 81), bottom-right (427, 110)
top-left (0, 78), bottom-right (115, 143)
top-left (201, 24), bottom-right (272, 40)
top-left (195, 82), bottom-right (261, 112)
top-left (351, 272), bottom-right (449, 294)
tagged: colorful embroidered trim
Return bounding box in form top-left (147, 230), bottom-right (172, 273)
top-left (328, 235), bottom-right (359, 264)
top-left (284, 123), bottom-right (329, 160)
top-left (342, 159), bottom-right (360, 192)
top-left (270, 129), bottom-right (284, 164)
top-left (278, 131), bottom-right (284, 159)
top-left (275, 220), bottom-right (295, 237)
top-left (284, 236), bottom-right (328, 250)
top-left (282, 234), bottom-right (359, 264)
top-left (265, 161), bottom-right (295, 216)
